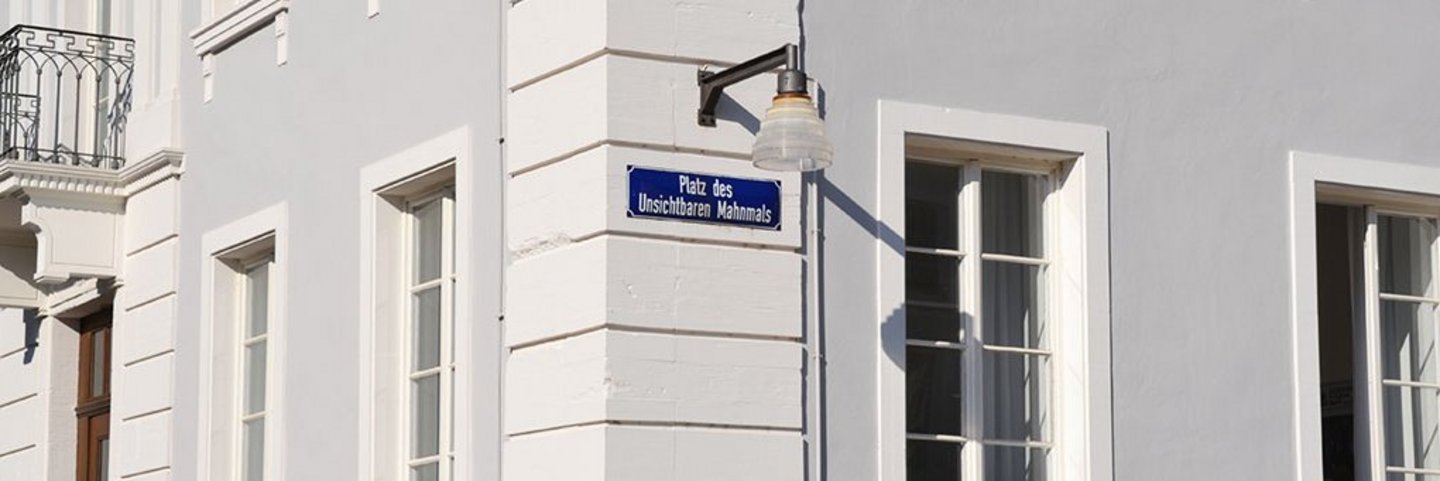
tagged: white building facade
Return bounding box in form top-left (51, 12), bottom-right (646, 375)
top-left (1, 2), bottom-right (1439, 481)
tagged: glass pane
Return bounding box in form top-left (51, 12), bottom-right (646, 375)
top-left (906, 346), bottom-right (962, 436)
top-left (412, 462), bottom-right (440, 481)
top-left (98, 437), bottom-right (108, 481)
top-left (1382, 300), bottom-right (1440, 384)
top-left (982, 171), bottom-right (1044, 258)
top-left (1383, 385), bottom-right (1440, 473)
top-left (246, 263), bottom-right (269, 337)
top-left (243, 418), bottom-right (265, 481)
top-left (413, 288), bottom-right (442, 371)
top-left (906, 162), bottom-right (959, 250)
top-left (1380, 216), bottom-right (1437, 297)
top-left (908, 305), bottom-right (962, 343)
top-left (983, 262), bottom-right (1045, 350)
top-left (414, 200), bottom-right (444, 284)
top-left (91, 329), bottom-right (106, 397)
top-left (983, 445), bottom-right (1047, 481)
top-left (907, 440), bottom-right (962, 481)
top-left (245, 340), bottom-right (267, 414)
top-left (906, 253), bottom-right (959, 306)
top-left (984, 351), bottom-right (1049, 442)
top-left (413, 374), bottom-right (441, 458)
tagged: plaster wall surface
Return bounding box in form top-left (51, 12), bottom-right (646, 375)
top-left (172, 2), bottom-right (503, 481)
top-left (805, 2), bottom-right (1440, 480)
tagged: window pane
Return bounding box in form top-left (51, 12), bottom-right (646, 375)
top-left (906, 346), bottom-right (962, 436)
top-left (907, 440), bottom-right (962, 481)
top-left (98, 437), bottom-right (108, 481)
top-left (983, 261), bottom-right (1045, 350)
top-left (243, 418), bottom-right (264, 481)
top-left (413, 288), bottom-right (442, 371)
top-left (984, 351), bottom-right (1048, 442)
top-left (414, 200), bottom-right (443, 284)
top-left (91, 329), bottom-right (106, 397)
top-left (412, 462), bottom-right (439, 481)
top-left (413, 374), bottom-right (441, 458)
top-left (1383, 385), bottom-right (1440, 473)
top-left (983, 445), bottom-right (1047, 481)
top-left (1382, 300), bottom-right (1440, 384)
top-left (982, 171), bottom-right (1043, 258)
top-left (245, 340), bottom-right (267, 414)
top-left (908, 305), bottom-right (962, 343)
top-left (246, 263), bottom-right (269, 337)
top-left (906, 162), bottom-right (959, 250)
top-left (1380, 216), bottom-right (1437, 297)
top-left (907, 254), bottom-right (959, 306)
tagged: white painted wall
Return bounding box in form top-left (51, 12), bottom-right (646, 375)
top-left (805, 2), bottom-right (1440, 480)
top-left (172, 2), bottom-right (504, 481)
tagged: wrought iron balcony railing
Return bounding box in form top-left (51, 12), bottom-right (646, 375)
top-left (0, 25), bottom-right (134, 170)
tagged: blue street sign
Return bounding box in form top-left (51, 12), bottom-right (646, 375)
top-left (626, 166), bottom-right (782, 230)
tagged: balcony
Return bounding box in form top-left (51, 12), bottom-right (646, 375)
top-left (0, 25), bottom-right (135, 170)
top-left (0, 25), bottom-right (176, 316)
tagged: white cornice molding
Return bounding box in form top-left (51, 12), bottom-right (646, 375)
top-left (0, 162), bottom-right (127, 198)
top-left (190, 0), bottom-right (290, 56)
top-left (0, 149), bottom-right (186, 199)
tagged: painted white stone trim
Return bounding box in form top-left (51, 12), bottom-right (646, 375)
top-left (357, 126), bottom-right (475, 481)
top-left (506, 0), bottom-right (797, 90)
top-left (506, 329), bottom-right (802, 434)
top-left (1287, 151), bottom-right (1440, 481)
top-left (190, 0), bottom-right (290, 57)
top-left (507, 55), bottom-right (780, 175)
top-left (196, 203), bottom-right (289, 481)
top-left (875, 100), bottom-right (1113, 481)
top-left (507, 235), bottom-right (802, 347)
top-left (505, 424), bottom-right (803, 481)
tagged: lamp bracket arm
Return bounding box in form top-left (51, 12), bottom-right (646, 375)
top-left (697, 43), bottom-right (802, 127)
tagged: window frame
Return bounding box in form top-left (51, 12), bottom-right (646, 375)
top-left (196, 203), bottom-right (288, 481)
top-left (401, 187), bottom-right (456, 481)
top-left (76, 311), bottom-right (112, 481)
top-left (903, 157), bottom-right (1059, 479)
top-left (235, 254), bottom-right (275, 481)
top-left (357, 127), bottom-right (479, 481)
top-left (1294, 154), bottom-right (1440, 481)
top-left (877, 101), bottom-right (1112, 481)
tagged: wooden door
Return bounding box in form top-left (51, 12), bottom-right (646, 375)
top-left (76, 311), bottom-right (111, 481)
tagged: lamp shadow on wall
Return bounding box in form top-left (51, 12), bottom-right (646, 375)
top-left (22, 308), bottom-right (39, 364)
top-left (817, 174), bottom-right (906, 366)
top-left (713, 93), bottom-right (762, 134)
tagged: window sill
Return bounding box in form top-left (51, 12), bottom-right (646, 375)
top-left (189, 0), bottom-right (289, 56)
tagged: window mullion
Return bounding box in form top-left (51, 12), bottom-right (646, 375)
top-left (1362, 206), bottom-right (1387, 478)
top-left (960, 162), bottom-right (985, 479)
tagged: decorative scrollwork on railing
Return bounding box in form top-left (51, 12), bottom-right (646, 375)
top-left (0, 25), bottom-right (135, 170)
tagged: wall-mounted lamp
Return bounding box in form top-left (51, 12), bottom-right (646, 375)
top-left (698, 44), bottom-right (833, 172)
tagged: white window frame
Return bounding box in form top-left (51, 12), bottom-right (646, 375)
top-left (1290, 151), bottom-right (1440, 481)
top-left (401, 188), bottom-right (456, 481)
top-left (877, 101), bottom-right (1112, 481)
top-left (358, 127), bottom-right (476, 481)
top-left (197, 203), bottom-right (288, 481)
top-left (235, 254), bottom-right (274, 481)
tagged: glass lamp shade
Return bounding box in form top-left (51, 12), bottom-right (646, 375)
top-left (752, 93), bottom-right (833, 172)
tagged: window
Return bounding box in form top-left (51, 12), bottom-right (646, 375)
top-left (238, 257), bottom-right (274, 481)
top-left (877, 103), bottom-right (1111, 481)
top-left (196, 205), bottom-right (286, 481)
top-left (905, 159), bottom-right (1052, 480)
top-left (1313, 196), bottom-right (1440, 480)
top-left (357, 131), bottom-right (475, 481)
top-left (76, 310), bottom-right (112, 481)
top-left (404, 189), bottom-right (455, 481)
